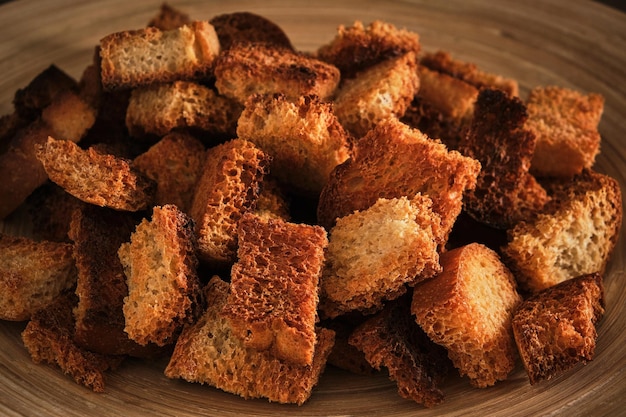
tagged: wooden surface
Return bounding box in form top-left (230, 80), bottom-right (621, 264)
top-left (0, 1), bottom-right (625, 416)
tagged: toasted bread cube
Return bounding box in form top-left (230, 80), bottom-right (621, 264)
top-left (0, 234), bottom-right (76, 321)
top-left (502, 170), bottom-right (622, 292)
top-left (222, 213), bottom-right (328, 366)
top-left (214, 43), bottom-right (340, 103)
top-left (420, 50), bottom-right (518, 97)
top-left (317, 20), bottom-right (420, 79)
top-left (165, 276), bottom-right (335, 405)
top-left (237, 93), bottom-right (352, 195)
top-left (349, 295), bottom-right (451, 407)
top-left (209, 11), bottom-right (293, 50)
top-left (125, 81), bottom-right (241, 140)
top-left (21, 293), bottom-right (123, 392)
top-left (36, 136), bottom-right (155, 212)
top-left (526, 86), bottom-right (604, 178)
top-left (333, 52), bottom-right (420, 138)
top-left (460, 88), bottom-right (548, 229)
top-left (512, 273), bottom-right (604, 384)
top-left (411, 243), bottom-right (522, 388)
top-left (99, 21), bottom-right (220, 91)
top-left (69, 205), bottom-right (162, 357)
top-left (118, 205), bottom-right (202, 347)
top-left (189, 139), bottom-right (270, 266)
top-left (320, 196), bottom-right (442, 318)
top-left (132, 132), bottom-right (205, 212)
top-left (317, 118), bottom-right (480, 245)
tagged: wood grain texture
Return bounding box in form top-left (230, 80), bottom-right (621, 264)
top-left (0, 1), bottom-right (625, 416)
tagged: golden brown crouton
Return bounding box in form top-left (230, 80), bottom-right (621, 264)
top-left (99, 21), bottom-right (220, 91)
top-left (189, 139), bottom-right (270, 266)
top-left (214, 43), bottom-right (340, 103)
top-left (165, 276), bottom-right (335, 405)
top-left (512, 273), bottom-right (605, 385)
top-left (0, 234), bottom-right (76, 321)
top-left (526, 86), bottom-right (604, 178)
top-left (118, 205), bottom-right (202, 347)
top-left (317, 20), bottom-right (421, 79)
top-left (420, 51), bottom-right (519, 97)
top-left (333, 52), bottom-right (420, 138)
top-left (132, 132), bottom-right (206, 212)
top-left (125, 81), bottom-right (242, 140)
top-left (237, 93), bottom-right (352, 195)
top-left (222, 213), bottom-right (328, 366)
top-left (320, 196), bottom-right (442, 319)
top-left (411, 243), bottom-right (522, 388)
top-left (502, 170), bottom-right (622, 292)
top-left (36, 136), bottom-right (155, 212)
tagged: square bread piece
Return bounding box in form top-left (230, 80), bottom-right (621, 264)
top-left (222, 213), bottom-right (328, 366)
top-left (236, 93), bottom-right (351, 196)
top-left (526, 86), bottom-right (604, 178)
top-left (317, 117), bottom-right (480, 245)
top-left (165, 276), bottom-right (335, 405)
top-left (333, 51), bottom-right (420, 138)
top-left (512, 273), bottom-right (604, 385)
top-left (411, 243), bottom-right (522, 388)
top-left (316, 20), bottom-right (421, 79)
top-left (214, 42), bottom-right (340, 103)
top-left (118, 205), bottom-right (202, 347)
top-left (0, 234), bottom-right (76, 321)
top-left (348, 295), bottom-right (451, 408)
top-left (502, 170), bottom-right (622, 293)
top-left (125, 81), bottom-right (242, 140)
top-left (99, 21), bottom-right (220, 91)
top-left (319, 195), bottom-right (442, 319)
top-left (189, 138), bottom-right (270, 266)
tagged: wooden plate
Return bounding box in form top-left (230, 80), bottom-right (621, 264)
top-left (1, 1), bottom-right (624, 415)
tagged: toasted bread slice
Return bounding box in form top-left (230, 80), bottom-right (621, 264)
top-left (125, 81), bottom-right (242, 140)
top-left (317, 118), bottom-right (480, 245)
top-left (0, 91), bottom-right (96, 219)
top-left (319, 195), bottom-right (442, 319)
top-left (420, 51), bottom-right (519, 97)
top-left (502, 170), bottom-right (622, 292)
top-left (460, 88), bottom-right (549, 229)
top-left (118, 205), bottom-right (202, 347)
top-left (237, 93), bottom-right (352, 195)
top-left (189, 138), bottom-right (270, 266)
top-left (526, 86), bottom-right (604, 178)
top-left (214, 42), bottom-right (340, 103)
top-left (333, 52), bottom-right (420, 138)
top-left (36, 136), bottom-right (155, 211)
top-left (165, 276), bottom-right (335, 405)
top-left (209, 11), bottom-right (293, 50)
top-left (401, 66), bottom-right (478, 150)
top-left (99, 21), bottom-right (220, 91)
top-left (512, 273), bottom-right (604, 385)
top-left (21, 292), bottom-right (124, 392)
top-left (132, 132), bottom-right (206, 212)
top-left (317, 20), bottom-right (420, 79)
top-left (147, 3), bottom-right (191, 30)
top-left (222, 213), bottom-right (328, 366)
top-left (69, 204), bottom-right (163, 358)
top-left (411, 243), bottom-right (522, 388)
top-left (0, 234), bottom-right (76, 321)
top-left (349, 295), bottom-right (451, 407)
